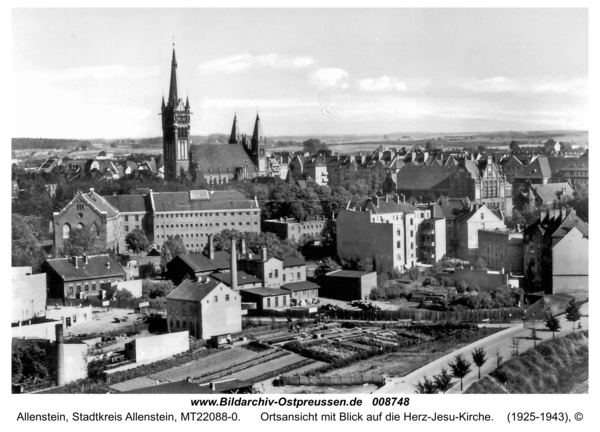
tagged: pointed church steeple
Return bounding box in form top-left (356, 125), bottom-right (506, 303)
top-left (161, 95), bottom-right (166, 109)
top-left (252, 113), bottom-right (263, 143)
top-left (229, 113), bottom-right (239, 144)
top-left (168, 46), bottom-right (178, 106)
top-left (185, 96), bottom-right (190, 110)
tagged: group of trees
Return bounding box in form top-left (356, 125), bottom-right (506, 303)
top-left (416, 349), bottom-right (488, 394)
top-left (205, 229), bottom-right (303, 260)
top-left (12, 343), bottom-right (54, 384)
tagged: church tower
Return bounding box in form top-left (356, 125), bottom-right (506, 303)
top-left (251, 113), bottom-right (267, 175)
top-left (161, 46), bottom-right (191, 181)
top-left (229, 113), bottom-right (239, 144)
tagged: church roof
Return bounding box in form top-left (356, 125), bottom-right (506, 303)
top-left (252, 114), bottom-right (263, 142)
top-left (190, 143), bottom-right (258, 172)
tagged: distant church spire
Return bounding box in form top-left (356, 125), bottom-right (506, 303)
top-left (229, 113), bottom-right (239, 144)
top-left (185, 95), bottom-right (190, 110)
top-left (168, 45), bottom-right (178, 106)
top-left (252, 113), bottom-right (263, 143)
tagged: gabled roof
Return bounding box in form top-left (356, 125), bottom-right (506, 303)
top-left (190, 143), bottom-right (258, 172)
top-left (43, 255), bottom-right (126, 281)
top-left (395, 165), bottom-right (456, 190)
top-left (166, 278), bottom-right (224, 302)
top-left (240, 287), bottom-right (289, 297)
top-left (152, 190), bottom-right (257, 212)
top-left (175, 251), bottom-right (232, 273)
top-left (210, 271), bottom-right (262, 286)
top-left (282, 257), bottom-right (306, 268)
top-left (104, 194), bottom-right (151, 213)
top-left (326, 270), bottom-right (374, 278)
top-left (348, 196), bottom-right (418, 215)
top-left (455, 204), bottom-right (502, 224)
top-left (528, 183), bottom-right (574, 203)
top-left (280, 281), bottom-right (320, 292)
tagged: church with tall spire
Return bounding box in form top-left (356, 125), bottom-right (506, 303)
top-left (160, 46), bottom-right (269, 184)
top-left (161, 45), bottom-right (192, 181)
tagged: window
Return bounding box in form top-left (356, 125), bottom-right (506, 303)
top-left (225, 294), bottom-right (230, 301)
top-left (84, 284), bottom-right (89, 292)
top-left (214, 296), bottom-right (218, 302)
top-left (69, 285), bottom-right (74, 294)
top-left (283, 274), bottom-right (286, 282)
top-left (275, 297), bottom-right (279, 307)
top-left (297, 272), bottom-right (301, 280)
top-left (125, 216), bottom-right (129, 222)
top-left (73, 315), bottom-right (77, 323)
top-left (92, 282), bottom-right (96, 291)
top-left (269, 271), bottom-right (273, 279)
top-left (275, 270), bottom-right (279, 278)
top-left (77, 285), bottom-right (81, 293)
top-left (397, 241), bottom-right (401, 248)
top-left (480, 213), bottom-right (484, 220)
top-left (62, 224), bottom-right (71, 238)
top-left (125, 226), bottom-right (129, 232)
top-left (267, 298), bottom-right (271, 308)
top-left (135, 215), bottom-right (139, 222)
top-left (283, 297), bottom-right (286, 306)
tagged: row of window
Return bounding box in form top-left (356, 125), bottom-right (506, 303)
top-left (124, 225), bottom-right (140, 232)
top-left (266, 296), bottom-right (286, 308)
top-left (124, 215), bottom-right (141, 222)
top-left (156, 211), bottom-right (257, 218)
top-left (68, 278), bottom-right (115, 294)
top-left (157, 221), bottom-right (257, 230)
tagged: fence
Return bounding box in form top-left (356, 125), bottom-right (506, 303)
top-left (47, 297), bottom-right (167, 313)
top-left (280, 373), bottom-right (385, 387)
top-left (248, 307), bottom-right (525, 323)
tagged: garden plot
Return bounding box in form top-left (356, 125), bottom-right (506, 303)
top-left (223, 353), bottom-right (313, 383)
top-left (150, 347), bottom-right (260, 382)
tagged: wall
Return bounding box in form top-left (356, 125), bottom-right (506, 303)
top-left (153, 209), bottom-right (261, 252)
top-left (282, 265), bottom-right (306, 284)
top-left (199, 285), bottom-right (242, 338)
top-left (116, 279), bottom-right (143, 298)
top-left (12, 320), bottom-right (60, 341)
top-left (63, 342), bottom-right (88, 384)
top-left (12, 272), bottom-right (47, 324)
top-left (552, 228), bottom-right (588, 297)
top-left (125, 331), bottom-right (189, 363)
top-left (337, 211), bottom-right (395, 273)
top-left (46, 306), bottom-right (94, 329)
top-left (447, 268), bottom-right (508, 290)
top-left (262, 259), bottom-right (284, 288)
top-left (320, 272), bottom-right (377, 301)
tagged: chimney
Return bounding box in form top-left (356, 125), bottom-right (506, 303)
top-left (55, 324), bottom-right (65, 387)
top-left (106, 261), bottom-right (110, 269)
top-left (262, 247), bottom-right (267, 262)
top-left (230, 238), bottom-right (238, 291)
top-left (209, 382), bottom-right (216, 391)
top-left (72, 256), bottom-right (78, 268)
top-left (254, 196), bottom-right (259, 208)
top-left (208, 234), bottom-right (215, 260)
top-left (83, 254), bottom-right (88, 265)
top-left (385, 194), bottom-right (389, 203)
top-left (241, 238), bottom-right (247, 256)
top-left (375, 196), bottom-right (379, 207)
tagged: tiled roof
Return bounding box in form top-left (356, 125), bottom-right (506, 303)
top-left (530, 183), bottom-right (574, 203)
top-left (104, 194), bottom-right (151, 213)
top-left (190, 143), bottom-right (258, 172)
top-left (177, 251), bottom-right (232, 273)
top-left (152, 190), bottom-right (257, 212)
top-left (282, 257), bottom-right (306, 268)
top-left (437, 197), bottom-right (470, 220)
top-left (240, 287), bottom-right (290, 297)
top-left (43, 255), bottom-right (126, 281)
top-left (281, 281), bottom-right (320, 292)
top-left (349, 196), bottom-right (418, 215)
top-left (326, 270), bottom-right (373, 278)
top-left (395, 165), bottom-right (456, 190)
top-left (80, 190), bottom-right (119, 218)
top-left (166, 278), bottom-right (222, 302)
top-left (210, 271), bottom-right (262, 286)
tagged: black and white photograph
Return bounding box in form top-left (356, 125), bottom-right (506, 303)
top-left (7, 3), bottom-right (593, 426)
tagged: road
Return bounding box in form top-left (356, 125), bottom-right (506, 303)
top-left (375, 302), bottom-right (589, 394)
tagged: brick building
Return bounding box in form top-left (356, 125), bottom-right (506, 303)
top-left (262, 216), bottom-right (329, 242)
top-left (42, 254), bottom-right (127, 299)
top-left (478, 229), bottom-right (524, 275)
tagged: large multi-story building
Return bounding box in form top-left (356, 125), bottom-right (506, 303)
top-left (53, 189), bottom-right (260, 254)
top-left (523, 209), bottom-right (588, 298)
top-left (478, 229), bottom-right (523, 275)
top-left (337, 195), bottom-right (444, 272)
top-left (12, 267), bottom-right (47, 324)
top-left (262, 216), bottom-right (329, 242)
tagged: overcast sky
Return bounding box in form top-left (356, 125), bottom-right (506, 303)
top-left (12, 8), bottom-right (588, 139)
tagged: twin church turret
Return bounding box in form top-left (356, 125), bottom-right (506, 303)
top-left (161, 46), bottom-right (268, 181)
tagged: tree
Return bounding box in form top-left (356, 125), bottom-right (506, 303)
top-left (564, 298), bottom-right (582, 332)
top-left (474, 258), bottom-right (487, 270)
top-left (544, 312), bottom-right (561, 339)
top-left (159, 243), bottom-right (173, 273)
top-left (125, 229), bottom-right (150, 255)
top-left (12, 343), bottom-right (54, 383)
top-left (302, 138), bottom-right (328, 155)
top-left (407, 266), bottom-right (419, 282)
top-left (509, 140), bottom-right (520, 152)
top-left (164, 235), bottom-right (187, 256)
top-left (415, 375), bottom-right (439, 394)
top-left (115, 288), bottom-right (134, 301)
top-left (12, 214), bottom-right (46, 272)
top-left (315, 257), bottom-right (341, 281)
top-left (448, 354), bottom-right (472, 391)
top-left (433, 367), bottom-right (454, 393)
top-left (61, 225), bottom-right (106, 256)
top-left (471, 347), bottom-right (487, 379)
